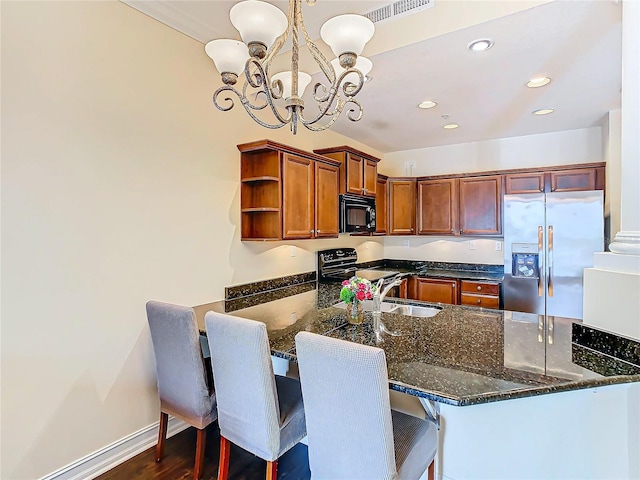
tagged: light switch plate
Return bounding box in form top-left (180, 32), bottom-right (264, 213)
top-left (495, 241), bottom-right (503, 251)
top-left (469, 240), bottom-right (476, 250)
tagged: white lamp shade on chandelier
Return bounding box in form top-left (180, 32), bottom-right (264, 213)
top-left (320, 14), bottom-right (375, 58)
top-left (330, 56), bottom-right (373, 87)
top-left (272, 71), bottom-right (312, 99)
top-left (230, 0), bottom-right (288, 50)
top-left (205, 39), bottom-right (249, 76)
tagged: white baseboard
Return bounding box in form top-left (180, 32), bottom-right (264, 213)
top-left (39, 416), bottom-right (190, 480)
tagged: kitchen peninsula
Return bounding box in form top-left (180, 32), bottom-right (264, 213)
top-left (193, 278), bottom-right (640, 480)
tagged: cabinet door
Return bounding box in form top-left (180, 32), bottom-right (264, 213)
top-left (417, 179), bottom-right (458, 235)
top-left (412, 277), bottom-right (458, 304)
top-left (282, 153), bottom-right (314, 239)
top-left (388, 179), bottom-right (416, 235)
top-left (315, 162), bottom-right (339, 238)
top-left (346, 153), bottom-right (364, 195)
top-left (375, 176), bottom-right (388, 234)
top-left (363, 159), bottom-right (378, 197)
top-left (550, 168), bottom-right (597, 192)
top-left (505, 172), bottom-right (545, 194)
top-left (459, 175), bottom-right (502, 235)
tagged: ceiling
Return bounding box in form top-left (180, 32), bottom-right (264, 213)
top-left (122, 0), bottom-right (622, 154)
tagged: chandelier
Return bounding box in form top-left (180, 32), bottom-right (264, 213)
top-left (205, 0), bottom-right (375, 134)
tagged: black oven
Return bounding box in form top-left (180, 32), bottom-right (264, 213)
top-left (339, 194), bottom-right (376, 233)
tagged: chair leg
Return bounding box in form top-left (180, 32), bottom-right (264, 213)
top-left (193, 428), bottom-right (207, 480)
top-left (156, 412), bottom-right (168, 462)
top-left (266, 460), bottom-right (278, 480)
top-left (218, 436), bottom-right (230, 480)
top-left (428, 459), bottom-right (435, 480)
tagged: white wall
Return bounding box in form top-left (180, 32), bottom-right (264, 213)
top-left (0, 2), bottom-right (382, 478)
top-left (380, 127), bottom-right (603, 264)
top-left (380, 126), bottom-right (603, 177)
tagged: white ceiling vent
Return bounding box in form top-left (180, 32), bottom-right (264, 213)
top-left (365, 0), bottom-right (434, 24)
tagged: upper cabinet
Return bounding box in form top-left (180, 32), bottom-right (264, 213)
top-left (375, 174), bottom-right (389, 235)
top-left (504, 164), bottom-right (605, 194)
top-left (388, 178), bottom-right (416, 235)
top-left (313, 146), bottom-right (379, 197)
top-left (417, 178), bottom-right (458, 235)
top-left (416, 175), bottom-right (501, 236)
top-left (458, 175), bottom-right (502, 236)
top-left (238, 140), bottom-right (340, 241)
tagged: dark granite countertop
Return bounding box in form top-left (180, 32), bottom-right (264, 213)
top-left (194, 289), bottom-right (640, 407)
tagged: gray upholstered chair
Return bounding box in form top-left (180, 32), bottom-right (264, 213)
top-left (204, 311), bottom-right (306, 480)
top-left (146, 300), bottom-right (217, 480)
top-left (295, 331), bottom-right (438, 480)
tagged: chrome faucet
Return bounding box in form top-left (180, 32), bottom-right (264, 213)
top-left (375, 275), bottom-right (404, 308)
top-left (372, 275), bottom-right (404, 341)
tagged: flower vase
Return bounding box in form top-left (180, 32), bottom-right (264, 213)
top-left (348, 301), bottom-right (365, 325)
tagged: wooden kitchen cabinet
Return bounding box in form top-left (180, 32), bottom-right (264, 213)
top-left (314, 161), bottom-right (340, 238)
top-left (388, 178), bottom-right (416, 235)
top-left (375, 174), bottom-right (388, 234)
top-left (504, 172), bottom-right (545, 194)
top-left (239, 140), bottom-right (340, 241)
top-left (505, 165), bottom-right (605, 194)
top-left (458, 175), bottom-right (502, 235)
top-left (417, 178), bottom-right (458, 235)
top-left (411, 277), bottom-right (458, 304)
top-left (313, 146), bottom-right (379, 197)
top-left (550, 168), bottom-right (599, 192)
top-left (460, 280), bottom-right (500, 309)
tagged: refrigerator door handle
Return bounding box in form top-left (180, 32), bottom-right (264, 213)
top-left (537, 315), bottom-right (544, 343)
top-left (537, 226), bottom-right (544, 297)
top-left (548, 225), bottom-right (554, 297)
top-left (547, 316), bottom-right (554, 345)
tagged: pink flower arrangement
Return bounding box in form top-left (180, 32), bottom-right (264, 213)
top-left (340, 276), bottom-right (376, 304)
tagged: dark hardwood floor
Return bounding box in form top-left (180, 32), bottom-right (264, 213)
top-left (96, 422), bottom-right (311, 480)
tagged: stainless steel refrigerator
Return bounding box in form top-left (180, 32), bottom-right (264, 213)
top-left (503, 190), bottom-right (604, 320)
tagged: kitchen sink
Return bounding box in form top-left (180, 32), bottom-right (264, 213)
top-left (387, 305), bottom-right (442, 318)
top-left (333, 301), bottom-right (442, 318)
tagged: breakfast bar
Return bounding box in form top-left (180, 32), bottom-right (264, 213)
top-left (194, 286), bottom-right (640, 479)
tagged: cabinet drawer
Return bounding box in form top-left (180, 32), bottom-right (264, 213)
top-left (460, 293), bottom-right (499, 309)
top-left (460, 281), bottom-right (500, 295)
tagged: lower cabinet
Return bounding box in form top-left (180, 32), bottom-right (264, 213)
top-left (459, 280), bottom-right (500, 309)
top-left (410, 277), bottom-right (458, 305)
top-left (408, 277), bottom-right (501, 307)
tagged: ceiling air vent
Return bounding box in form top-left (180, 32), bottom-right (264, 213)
top-left (365, 0), bottom-right (434, 24)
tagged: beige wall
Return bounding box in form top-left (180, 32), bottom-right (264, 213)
top-left (0, 2), bottom-right (381, 478)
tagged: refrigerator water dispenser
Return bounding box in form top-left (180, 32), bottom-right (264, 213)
top-left (511, 243), bottom-right (539, 279)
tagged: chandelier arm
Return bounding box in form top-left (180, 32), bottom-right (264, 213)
top-left (212, 85), bottom-right (242, 112)
top-left (242, 59), bottom-right (292, 124)
top-left (300, 101), bottom-right (345, 131)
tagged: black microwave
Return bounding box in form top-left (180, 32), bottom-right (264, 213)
top-left (339, 194), bottom-right (376, 233)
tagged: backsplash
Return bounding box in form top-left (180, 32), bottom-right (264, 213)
top-left (225, 271), bottom-right (316, 311)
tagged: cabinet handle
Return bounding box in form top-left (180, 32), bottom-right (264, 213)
top-left (310, 229), bottom-right (315, 234)
top-left (452, 284), bottom-right (456, 288)
top-left (477, 285), bottom-right (482, 291)
top-left (316, 229), bottom-right (321, 233)
top-left (410, 228), bottom-right (414, 232)
top-left (477, 299), bottom-right (481, 304)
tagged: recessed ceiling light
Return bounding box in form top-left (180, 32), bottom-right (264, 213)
top-left (533, 108), bottom-right (554, 115)
top-left (467, 38), bottom-right (494, 52)
top-left (418, 100), bottom-right (437, 109)
top-left (443, 123), bottom-right (459, 129)
top-left (527, 77), bottom-right (551, 88)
